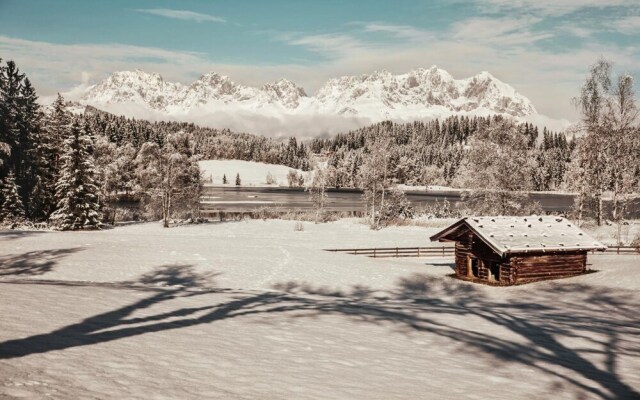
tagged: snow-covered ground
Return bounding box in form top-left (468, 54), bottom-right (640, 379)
top-left (582, 221), bottom-right (640, 246)
top-left (1, 220), bottom-right (639, 399)
top-left (199, 160), bottom-right (306, 187)
top-left (396, 184), bottom-right (464, 192)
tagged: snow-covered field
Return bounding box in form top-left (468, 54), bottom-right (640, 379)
top-left (1, 220), bottom-right (639, 399)
top-left (199, 160), bottom-right (306, 187)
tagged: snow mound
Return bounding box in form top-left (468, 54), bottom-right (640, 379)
top-left (199, 160), bottom-right (305, 187)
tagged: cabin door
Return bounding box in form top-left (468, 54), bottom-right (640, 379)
top-left (489, 262), bottom-right (500, 282)
top-left (467, 256), bottom-right (479, 278)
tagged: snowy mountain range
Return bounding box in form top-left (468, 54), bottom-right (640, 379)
top-left (73, 66), bottom-right (544, 137)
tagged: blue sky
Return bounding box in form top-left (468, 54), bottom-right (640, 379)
top-left (1, 0), bottom-right (639, 120)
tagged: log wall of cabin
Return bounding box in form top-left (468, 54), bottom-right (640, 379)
top-left (454, 234), bottom-right (472, 277)
top-left (454, 231), bottom-right (512, 283)
top-left (508, 251), bottom-right (587, 282)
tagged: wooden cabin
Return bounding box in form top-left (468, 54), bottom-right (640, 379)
top-left (430, 216), bottom-right (606, 285)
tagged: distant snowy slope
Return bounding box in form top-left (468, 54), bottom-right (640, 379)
top-left (69, 66), bottom-right (553, 137)
top-left (199, 160), bottom-right (305, 187)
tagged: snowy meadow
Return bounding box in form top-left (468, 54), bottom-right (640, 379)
top-left (1, 220), bottom-right (639, 399)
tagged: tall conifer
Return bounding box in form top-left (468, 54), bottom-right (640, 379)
top-left (50, 119), bottom-right (101, 230)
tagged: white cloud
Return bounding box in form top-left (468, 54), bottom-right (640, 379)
top-left (136, 8), bottom-right (225, 23)
top-left (0, 35), bottom-right (211, 96)
top-left (363, 23), bottom-right (432, 41)
top-left (476, 0), bottom-right (639, 16)
top-left (614, 16), bottom-right (640, 34)
top-left (558, 25), bottom-right (594, 38)
top-left (451, 16), bottom-right (553, 45)
top-left (286, 33), bottom-right (368, 58)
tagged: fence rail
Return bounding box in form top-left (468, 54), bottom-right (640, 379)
top-left (324, 246), bottom-right (455, 258)
top-left (593, 246), bottom-right (639, 255)
top-left (325, 246), bottom-right (639, 258)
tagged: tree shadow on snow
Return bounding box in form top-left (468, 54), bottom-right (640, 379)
top-left (421, 260), bottom-right (457, 270)
top-left (0, 269), bottom-right (638, 399)
top-left (137, 264), bottom-right (219, 288)
top-left (0, 248), bottom-right (83, 277)
top-left (0, 230), bottom-right (47, 242)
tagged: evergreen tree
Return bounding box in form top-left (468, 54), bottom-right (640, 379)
top-left (235, 173), bottom-right (241, 186)
top-left (223, 174), bottom-right (228, 184)
top-left (0, 60), bottom-right (10, 170)
top-left (20, 78), bottom-right (50, 219)
top-left (0, 171), bottom-right (25, 224)
top-left (47, 94), bottom-right (70, 169)
top-left (0, 61), bottom-right (22, 173)
top-left (50, 119), bottom-right (101, 230)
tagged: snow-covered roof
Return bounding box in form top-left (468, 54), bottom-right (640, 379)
top-left (430, 216), bottom-right (607, 256)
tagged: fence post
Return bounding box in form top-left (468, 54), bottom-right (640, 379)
top-left (617, 246), bottom-right (620, 255)
top-left (396, 247), bottom-right (398, 257)
top-left (417, 247), bottom-right (420, 258)
top-left (374, 248), bottom-right (377, 258)
top-left (442, 246), bottom-right (445, 257)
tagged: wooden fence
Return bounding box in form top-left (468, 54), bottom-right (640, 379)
top-left (324, 246), bottom-right (455, 258)
top-left (325, 246), bottom-right (639, 258)
top-left (593, 246), bottom-right (639, 255)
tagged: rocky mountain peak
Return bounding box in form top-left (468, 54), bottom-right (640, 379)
top-left (78, 66), bottom-right (537, 118)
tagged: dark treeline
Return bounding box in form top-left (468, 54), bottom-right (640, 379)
top-left (309, 116), bottom-right (574, 192)
top-left (83, 108), bottom-right (310, 170)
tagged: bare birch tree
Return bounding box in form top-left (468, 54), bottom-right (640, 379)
top-left (307, 165), bottom-right (328, 224)
top-left (573, 58), bottom-right (639, 226)
top-left (453, 118), bottom-right (539, 215)
top-left (359, 135), bottom-right (391, 229)
top-left (136, 131), bottom-right (202, 228)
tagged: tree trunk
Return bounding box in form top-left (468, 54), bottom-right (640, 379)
top-left (576, 193), bottom-right (584, 228)
top-left (612, 180), bottom-right (620, 222)
top-left (162, 191), bottom-right (169, 228)
top-left (596, 192), bottom-right (603, 226)
top-left (379, 161), bottom-right (387, 230)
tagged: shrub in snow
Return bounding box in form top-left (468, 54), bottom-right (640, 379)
top-left (265, 172), bottom-right (277, 185)
top-left (294, 221), bottom-right (304, 231)
top-left (377, 187), bottom-right (414, 227)
top-left (421, 198), bottom-right (462, 219)
top-left (287, 169), bottom-right (302, 187)
top-left (631, 234), bottom-right (640, 251)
